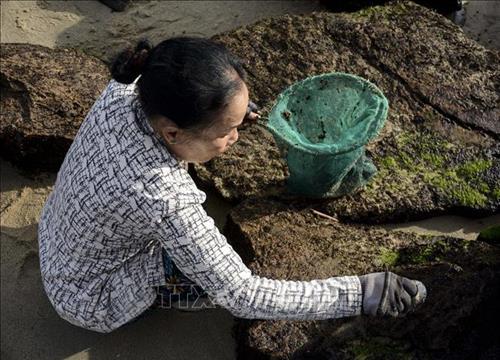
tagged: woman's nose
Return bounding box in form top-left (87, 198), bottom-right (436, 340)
top-left (229, 128), bottom-right (239, 144)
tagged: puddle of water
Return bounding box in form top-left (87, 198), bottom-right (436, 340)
top-left (448, 0), bottom-right (500, 49)
top-left (383, 214), bottom-right (500, 241)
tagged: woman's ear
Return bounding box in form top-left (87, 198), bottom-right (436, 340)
top-left (153, 116), bottom-right (181, 144)
top-left (161, 125), bottom-right (180, 144)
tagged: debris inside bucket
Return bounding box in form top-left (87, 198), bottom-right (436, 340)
top-left (318, 121), bottom-right (327, 141)
top-left (281, 110), bottom-right (291, 121)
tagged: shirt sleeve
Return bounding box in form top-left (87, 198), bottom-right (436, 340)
top-left (128, 171), bottom-right (363, 320)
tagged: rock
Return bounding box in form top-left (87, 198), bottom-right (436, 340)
top-left (0, 44), bottom-right (109, 171)
top-left (226, 198), bottom-right (500, 359)
top-left (196, 1), bottom-right (500, 222)
top-left (194, 124), bottom-right (289, 201)
top-left (332, 2), bottom-right (499, 136)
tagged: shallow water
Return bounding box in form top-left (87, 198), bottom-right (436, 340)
top-left (383, 213), bottom-right (500, 241)
top-left (449, 0), bottom-right (499, 49)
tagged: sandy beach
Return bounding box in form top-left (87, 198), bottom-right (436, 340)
top-left (1, 0), bottom-right (327, 62)
top-left (1, 1), bottom-right (498, 359)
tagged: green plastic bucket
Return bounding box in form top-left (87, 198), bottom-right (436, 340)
top-left (267, 72), bottom-right (389, 198)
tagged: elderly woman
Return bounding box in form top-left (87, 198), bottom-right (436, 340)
top-left (38, 37), bottom-right (426, 333)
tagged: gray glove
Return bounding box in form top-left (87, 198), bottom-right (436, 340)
top-left (358, 271), bottom-right (427, 317)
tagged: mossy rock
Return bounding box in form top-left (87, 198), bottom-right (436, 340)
top-left (332, 1), bottom-right (499, 136)
top-left (320, 125), bottom-right (500, 223)
top-left (0, 44), bottom-right (109, 171)
top-left (226, 199), bottom-right (500, 359)
top-left (477, 225), bottom-right (500, 247)
top-left (196, 1), bottom-right (500, 223)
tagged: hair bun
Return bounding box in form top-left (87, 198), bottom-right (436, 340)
top-left (111, 39), bottom-right (153, 84)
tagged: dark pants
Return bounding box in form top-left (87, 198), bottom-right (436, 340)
top-left (127, 248), bottom-right (209, 325)
top-left (153, 248), bottom-right (208, 308)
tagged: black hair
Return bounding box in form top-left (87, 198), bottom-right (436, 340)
top-left (110, 37), bottom-right (247, 131)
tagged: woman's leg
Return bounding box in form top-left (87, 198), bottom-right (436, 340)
top-left (126, 248), bottom-right (212, 327)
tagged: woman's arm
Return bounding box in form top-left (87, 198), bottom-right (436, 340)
top-left (152, 199), bottom-right (363, 320)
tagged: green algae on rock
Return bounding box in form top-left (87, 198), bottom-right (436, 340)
top-left (322, 124), bottom-right (499, 223)
top-left (0, 44), bottom-right (109, 171)
top-left (195, 1), bottom-right (500, 222)
top-left (477, 225), bottom-right (500, 247)
top-left (227, 199), bottom-right (500, 359)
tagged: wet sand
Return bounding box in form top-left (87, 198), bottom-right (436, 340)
top-left (1, 1), bottom-right (498, 359)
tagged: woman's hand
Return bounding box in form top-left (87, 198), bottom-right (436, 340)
top-left (245, 100), bottom-right (262, 123)
top-left (358, 271), bottom-right (427, 317)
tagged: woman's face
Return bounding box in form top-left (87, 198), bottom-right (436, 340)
top-left (159, 82), bottom-right (249, 163)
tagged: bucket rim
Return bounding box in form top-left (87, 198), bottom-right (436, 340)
top-left (266, 72), bottom-right (389, 155)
